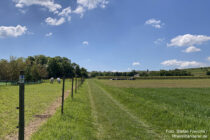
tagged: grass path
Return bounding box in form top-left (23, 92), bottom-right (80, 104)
top-left (87, 82), bottom-right (104, 139)
top-left (87, 80), bottom-right (160, 140)
top-left (31, 81), bottom-right (96, 140)
top-left (31, 79), bottom-right (164, 139)
top-left (96, 84), bottom-right (163, 139)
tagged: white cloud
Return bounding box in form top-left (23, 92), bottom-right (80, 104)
top-left (58, 7), bottom-right (71, 16)
top-left (14, 0), bottom-right (110, 27)
top-left (182, 46), bottom-right (201, 53)
top-left (58, 7), bottom-right (71, 21)
top-left (45, 32), bottom-right (53, 37)
top-left (83, 41), bottom-right (89, 45)
top-left (207, 57), bottom-right (210, 62)
top-left (145, 18), bottom-right (164, 29)
top-left (73, 5), bottom-right (85, 17)
top-left (154, 38), bottom-right (165, 45)
top-left (161, 59), bottom-right (204, 68)
top-left (132, 62), bottom-right (140, 66)
top-left (14, 0), bottom-right (62, 13)
top-left (45, 17), bottom-right (65, 26)
top-left (112, 70), bottom-right (118, 72)
top-left (74, 0), bottom-right (109, 17)
top-left (77, 0), bottom-right (109, 10)
top-left (0, 25), bottom-right (27, 38)
top-left (167, 34), bottom-right (210, 47)
top-left (14, 0), bottom-right (109, 25)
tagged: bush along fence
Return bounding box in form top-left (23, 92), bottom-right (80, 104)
top-left (16, 71), bottom-right (85, 140)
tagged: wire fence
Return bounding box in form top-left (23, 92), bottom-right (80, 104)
top-left (0, 80), bottom-right (43, 86)
top-left (0, 75), bottom-right (85, 140)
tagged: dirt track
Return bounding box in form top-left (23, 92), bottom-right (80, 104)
top-left (6, 90), bottom-right (70, 140)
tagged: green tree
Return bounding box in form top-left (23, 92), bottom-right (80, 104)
top-left (81, 67), bottom-right (88, 78)
top-left (75, 65), bottom-right (81, 77)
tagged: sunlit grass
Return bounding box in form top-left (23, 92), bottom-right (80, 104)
top-left (96, 80), bottom-right (210, 139)
top-left (0, 80), bottom-right (71, 139)
top-left (31, 81), bottom-right (96, 140)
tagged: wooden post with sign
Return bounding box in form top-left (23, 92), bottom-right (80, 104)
top-left (18, 71), bottom-right (25, 140)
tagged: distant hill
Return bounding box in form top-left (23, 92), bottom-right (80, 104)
top-left (184, 67), bottom-right (210, 76)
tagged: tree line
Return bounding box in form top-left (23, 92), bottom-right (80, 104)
top-left (0, 55), bottom-right (88, 81)
top-left (90, 69), bottom-right (193, 77)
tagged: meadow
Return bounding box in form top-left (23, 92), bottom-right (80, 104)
top-left (99, 79), bottom-right (210, 88)
top-left (185, 67), bottom-right (210, 76)
top-left (0, 80), bottom-right (72, 139)
top-left (96, 79), bottom-right (210, 139)
top-left (31, 79), bottom-right (210, 139)
top-left (1, 79), bottom-right (210, 139)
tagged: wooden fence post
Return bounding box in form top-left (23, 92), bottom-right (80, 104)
top-left (18, 71), bottom-right (25, 140)
top-left (61, 77), bottom-right (65, 114)
top-left (75, 76), bottom-right (77, 93)
top-left (71, 77), bottom-right (74, 99)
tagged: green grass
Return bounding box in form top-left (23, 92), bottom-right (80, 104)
top-left (96, 80), bottom-right (210, 139)
top-left (86, 80), bottom-right (159, 140)
top-left (0, 82), bottom-right (16, 86)
top-left (32, 80), bottom-right (160, 140)
top-left (2, 79), bottom-right (210, 139)
top-left (184, 67), bottom-right (210, 76)
top-left (99, 79), bottom-right (210, 88)
top-left (0, 80), bottom-right (72, 139)
top-left (31, 81), bottom-right (96, 140)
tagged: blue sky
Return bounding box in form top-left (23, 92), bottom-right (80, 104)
top-left (0, 0), bottom-right (210, 71)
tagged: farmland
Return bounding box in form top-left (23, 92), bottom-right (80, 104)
top-left (0, 78), bottom-right (210, 139)
top-left (184, 67), bottom-right (210, 76)
top-left (31, 79), bottom-right (210, 139)
top-left (99, 79), bottom-right (210, 88)
top-left (95, 79), bottom-right (210, 139)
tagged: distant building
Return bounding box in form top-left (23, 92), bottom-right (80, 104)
top-left (134, 74), bottom-right (140, 77)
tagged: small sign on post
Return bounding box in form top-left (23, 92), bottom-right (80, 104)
top-left (18, 71), bottom-right (25, 140)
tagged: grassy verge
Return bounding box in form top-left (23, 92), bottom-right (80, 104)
top-left (96, 80), bottom-right (210, 139)
top-left (31, 81), bottom-right (96, 140)
top-left (0, 80), bottom-right (72, 139)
